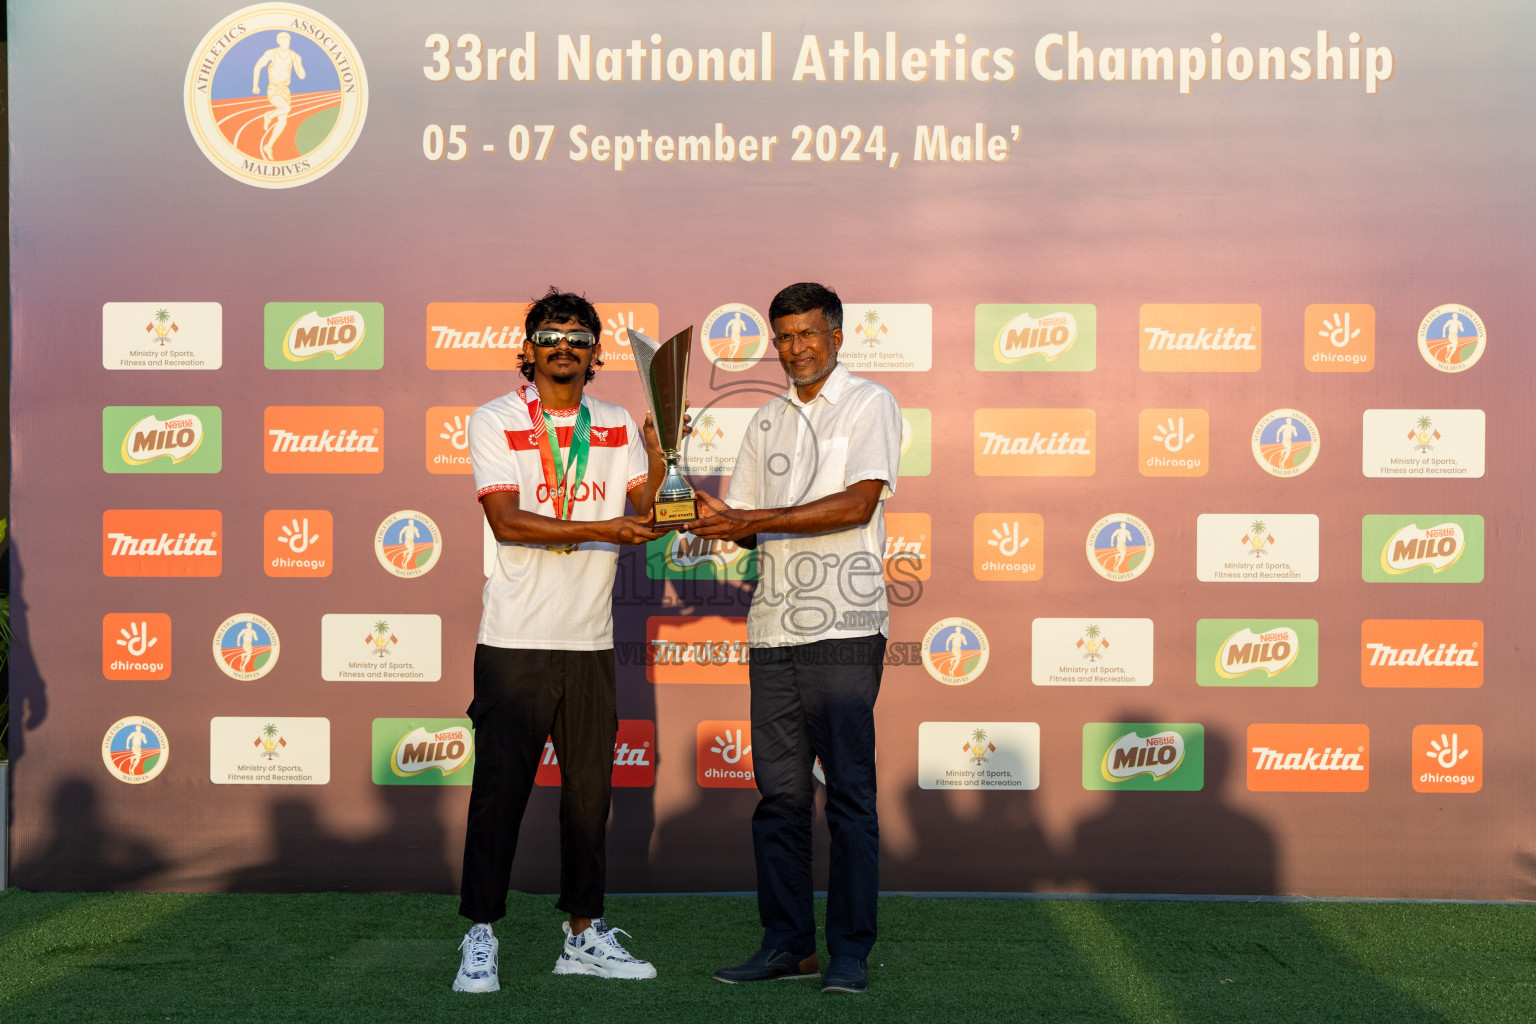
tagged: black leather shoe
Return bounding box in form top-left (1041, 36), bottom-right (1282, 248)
top-left (713, 947), bottom-right (820, 983)
top-left (820, 955), bottom-right (868, 994)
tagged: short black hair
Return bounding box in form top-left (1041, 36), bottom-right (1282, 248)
top-left (769, 282), bottom-right (842, 331)
top-left (519, 287), bottom-right (604, 382)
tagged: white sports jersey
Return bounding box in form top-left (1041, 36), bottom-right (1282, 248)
top-left (470, 387), bottom-right (649, 650)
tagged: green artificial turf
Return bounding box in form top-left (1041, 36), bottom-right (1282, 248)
top-left (1, 890), bottom-right (1533, 1023)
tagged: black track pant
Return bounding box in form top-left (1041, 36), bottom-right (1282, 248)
top-left (458, 644), bottom-right (617, 923)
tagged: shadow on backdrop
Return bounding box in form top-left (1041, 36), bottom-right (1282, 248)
top-left (1071, 727), bottom-right (1275, 894)
top-left (226, 786), bottom-right (451, 893)
top-left (887, 784), bottom-right (1053, 892)
top-left (12, 777), bottom-right (166, 889)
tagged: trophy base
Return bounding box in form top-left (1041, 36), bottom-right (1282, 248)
top-left (653, 496), bottom-right (698, 524)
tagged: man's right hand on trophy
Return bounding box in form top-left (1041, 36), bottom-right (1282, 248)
top-left (683, 492), bottom-right (759, 544)
top-left (641, 411), bottom-right (693, 458)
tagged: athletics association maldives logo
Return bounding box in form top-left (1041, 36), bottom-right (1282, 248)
top-left (213, 613), bottom-right (280, 681)
top-left (701, 304), bottom-right (770, 372)
top-left (375, 511), bottom-right (442, 578)
top-left (1086, 514), bottom-right (1153, 582)
top-left (1418, 304), bottom-right (1485, 372)
top-left (1252, 409), bottom-right (1320, 477)
top-left (102, 716), bottom-right (170, 784)
top-left (185, 5), bottom-right (368, 188)
top-left (922, 618), bottom-right (990, 685)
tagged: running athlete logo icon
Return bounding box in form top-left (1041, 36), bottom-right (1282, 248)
top-left (184, 5), bottom-right (368, 189)
top-left (1251, 409), bottom-right (1321, 478)
top-left (1417, 304), bottom-right (1486, 372)
top-left (213, 613), bottom-right (281, 681)
top-left (102, 717), bottom-right (170, 784)
top-left (701, 304), bottom-right (770, 372)
top-left (1086, 514), bottom-right (1154, 582)
top-left (922, 618), bottom-right (990, 685)
top-left (375, 510), bottom-right (443, 578)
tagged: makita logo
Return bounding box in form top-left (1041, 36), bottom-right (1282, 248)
top-left (268, 428), bottom-right (380, 454)
top-left (1385, 523), bottom-right (1463, 572)
top-left (1360, 620), bottom-right (1483, 688)
top-left (538, 719), bottom-right (656, 787)
top-left (286, 310), bottom-right (365, 360)
top-left (430, 324), bottom-right (523, 349)
top-left (1365, 642), bottom-right (1479, 668)
top-left (979, 431), bottom-right (1091, 457)
top-left (1220, 627), bottom-right (1299, 678)
top-left (884, 535), bottom-right (925, 558)
top-left (125, 413), bottom-right (203, 463)
top-left (102, 510), bottom-right (223, 577)
top-left (1251, 746), bottom-right (1365, 772)
top-left (1143, 326), bottom-right (1257, 351)
top-left (541, 738), bottom-right (653, 769)
top-left (265, 407), bottom-right (386, 474)
top-left (649, 639), bottom-right (750, 666)
top-left (107, 531), bottom-right (219, 558)
top-left (1247, 724), bottom-right (1369, 791)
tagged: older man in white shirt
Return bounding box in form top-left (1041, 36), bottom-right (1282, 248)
top-left (687, 282), bottom-right (902, 995)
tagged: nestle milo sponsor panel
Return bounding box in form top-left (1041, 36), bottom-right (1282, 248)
top-left (372, 718), bottom-right (474, 786)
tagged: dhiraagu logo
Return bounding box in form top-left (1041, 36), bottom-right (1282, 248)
top-left (1196, 619), bottom-right (1318, 687)
top-left (1362, 515), bottom-right (1484, 583)
top-left (1082, 723), bottom-right (1204, 791)
top-left (975, 304), bottom-right (1096, 371)
top-left (265, 302), bottom-right (383, 368)
top-left (104, 407), bottom-right (222, 473)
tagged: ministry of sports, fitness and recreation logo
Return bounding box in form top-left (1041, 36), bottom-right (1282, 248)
top-left (375, 511), bottom-right (442, 578)
top-left (102, 716), bottom-right (170, 784)
top-left (922, 617), bottom-right (990, 685)
top-left (1251, 409), bottom-right (1320, 477)
top-left (185, 5), bottom-right (368, 189)
top-left (701, 304), bottom-right (770, 372)
top-left (213, 613), bottom-right (280, 681)
top-left (1086, 514), bottom-right (1153, 582)
top-left (1417, 304), bottom-right (1485, 372)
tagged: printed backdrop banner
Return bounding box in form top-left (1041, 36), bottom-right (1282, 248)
top-left (9, 1), bottom-right (1532, 898)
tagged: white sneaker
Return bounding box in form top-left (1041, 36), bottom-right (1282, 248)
top-left (452, 924), bottom-right (499, 993)
top-left (552, 919), bottom-right (657, 979)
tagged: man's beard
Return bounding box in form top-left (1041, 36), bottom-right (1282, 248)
top-left (788, 359), bottom-right (833, 388)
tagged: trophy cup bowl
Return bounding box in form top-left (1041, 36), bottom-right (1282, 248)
top-left (628, 325), bottom-right (697, 524)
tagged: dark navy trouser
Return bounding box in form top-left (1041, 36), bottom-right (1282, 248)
top-left (749, 633), bottom-right (885, 958)
top-left (459, 645), bottom-right (616, 923)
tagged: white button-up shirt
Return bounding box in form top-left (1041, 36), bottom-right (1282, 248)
top-left (725, 362), bottom-right (902, 647)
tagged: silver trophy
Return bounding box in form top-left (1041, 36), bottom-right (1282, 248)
top-left (628, 325), bottom-right (697, 524)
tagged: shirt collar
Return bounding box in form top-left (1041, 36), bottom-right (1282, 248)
top-left (787, 361), bottom-right (852, 408)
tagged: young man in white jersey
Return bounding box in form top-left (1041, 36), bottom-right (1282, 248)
top-left (454, 289), bottom-right (669, 991)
